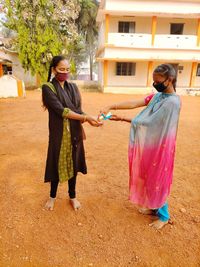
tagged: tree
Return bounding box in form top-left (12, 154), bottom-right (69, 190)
top-left (66, 35), bottom-right (88, 79)
top-left (0, 0), bottom-right (80, 82)
top-left (76, 0), bottom-right (99, 80)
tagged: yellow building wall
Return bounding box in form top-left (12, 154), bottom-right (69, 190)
top-left (108, 16), bottom-right (197, 35)
top-left (109, 16), bottom-right (152, 34)
top-left (156, 18), bottom-right (197, 35)
top-left (107, 61), bottom-right (148, 87)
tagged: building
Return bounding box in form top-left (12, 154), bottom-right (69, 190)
top-left (0, 37), bottom-right (37, 88)
top-left (96, 0), bottom-right (200, 94)
top-left (77, 60), bottom-right (98, 81)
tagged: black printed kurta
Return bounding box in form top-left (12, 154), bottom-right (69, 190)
top-left (42, 78), bottom-right (87, 183)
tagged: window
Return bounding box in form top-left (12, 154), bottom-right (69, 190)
top-left (170, 23), bottom-right (184, 35)
top-left (116, 62), bottom-right (136, 76)
top-left (196, 64), bottom-right (200, 76)
top-left (118, 21), bottom-right (135, 33)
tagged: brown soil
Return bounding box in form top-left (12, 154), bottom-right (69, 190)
top-left (0, 90), bottom-right (200, 267)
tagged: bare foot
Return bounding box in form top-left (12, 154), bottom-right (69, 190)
top-left (70, 198), bottom-right (81, 211)
top-left (44, 197), bottom-right (56, 211)
top-left (149, 219), bottom-right (168, 230)
top-left (139, 208), bottom-right (155, 215)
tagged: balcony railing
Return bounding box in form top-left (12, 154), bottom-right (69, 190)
top-left (107, 33), bottom-right (198, 49)
top-left (108, 33), bottom-right (152, 47)
top-left (154, 34), bottom-right (197, 49)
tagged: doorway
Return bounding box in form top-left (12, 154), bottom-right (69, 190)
top-left (169, 63), bottom-right (179, 86)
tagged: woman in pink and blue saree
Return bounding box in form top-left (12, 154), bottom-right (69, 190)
top-left (100, 64), bottom-right (181, 229)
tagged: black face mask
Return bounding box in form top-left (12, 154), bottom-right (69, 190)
top-left (153, 78), bottom-right (168, 92)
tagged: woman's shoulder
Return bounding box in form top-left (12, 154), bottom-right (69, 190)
top-left (168, 94), bottom-right (181, 103)
top-left (42, 82), bottom-right (52, 89)
top-left (165, 94), bottom-right (181, 110)
top-left (42, 82), bottom-right (57, 94)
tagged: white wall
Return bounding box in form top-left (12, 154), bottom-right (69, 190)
top-left (108, 33), bottom-right (152, 47)
top-left (103, 60), bottom-right (194, 90)
top-left (10, 54), bottom-right (36, 86)
top-left (0, 75), bottom-right (18, 98)
top-left (156, 18), bottom-right (197, 35)
top-left (195, 72), bottom-right (200, 87)
top-left (109, 16), bottom-right (152, 34)
top-left (108, 16), bottom-right (197, 35)
top-left (104, 47), bottom-right (200, 61)
top-left (98, 21), bottom-right (105, 47)
top-left (105, 1), bottom-right (200, 17)
top-left (106, 16), bottom-right (198, 49)
top-left (176, 62), bottom-right (192, 87)
top-left (0, 51), bottom-right (36, 86)
top-left (107, 61), bottom-right (148, 87)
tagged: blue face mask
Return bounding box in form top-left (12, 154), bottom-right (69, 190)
top-left (153, 78), bottom-right (168, 92)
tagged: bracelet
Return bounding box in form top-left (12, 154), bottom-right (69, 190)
top-left (83, 115), bottom-right (87, 122)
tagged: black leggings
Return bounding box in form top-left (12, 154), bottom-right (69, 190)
top-left (50, 176), bottom-right (77, 199)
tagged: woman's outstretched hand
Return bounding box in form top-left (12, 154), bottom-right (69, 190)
top-left (86, 115), bottom-right (103, 127)
top-left (99, 105), bottom-right (111, 117)
top-left (109, 114), bottom-right (122, 121)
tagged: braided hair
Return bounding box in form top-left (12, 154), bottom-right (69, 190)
top-left (42, 55), bottom-right (67, 109)
top-left (153, 64), bottom-right (177, 91)
top-left (47, 55), bottom-right (67, 82)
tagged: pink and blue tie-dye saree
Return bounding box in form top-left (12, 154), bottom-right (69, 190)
top-left (129, 92), bottom-right (181, 209)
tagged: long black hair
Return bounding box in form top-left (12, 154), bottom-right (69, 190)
top-left (47, 55), bottom-right (67, 82)
top-left (153, 64), bottom-right (177, 91)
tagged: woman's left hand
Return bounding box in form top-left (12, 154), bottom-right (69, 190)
top-left (99, 105), bottom-right (111, 117)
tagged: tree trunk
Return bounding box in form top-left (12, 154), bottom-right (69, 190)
top-left (88, 37), bottom-right (93, 81)
top-left (36, 73), bottom-right (41, 87)
top-left (89, 52), bottom-right (93, 81)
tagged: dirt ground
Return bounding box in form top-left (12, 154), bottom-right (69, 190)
top-left (0, 90), bottom-right (200, 267)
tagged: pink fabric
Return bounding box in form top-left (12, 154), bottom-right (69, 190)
top-left (144, 93), bottom-right (154, 106)
top-left (129, 93), bottom-right (180, 209)
top-left (128, 135), bottom-right (176, 209)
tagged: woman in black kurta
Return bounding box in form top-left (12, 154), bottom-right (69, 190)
top-left (42, 56), bottom-right (101, 211)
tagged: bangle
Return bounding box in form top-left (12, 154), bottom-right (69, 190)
top-left (83, 115), bottom-right (87, 122)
